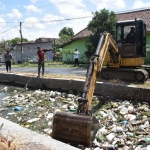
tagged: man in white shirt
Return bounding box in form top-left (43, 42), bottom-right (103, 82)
top-left (74, 49), bottom-right (79, 66)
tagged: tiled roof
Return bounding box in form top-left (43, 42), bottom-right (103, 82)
top-left (71, 28), bottom-right (92, 40)
top-left (35, 38), bottom-right (60, 45)
top-left (116, 8), bottom-right (150, 31)
top-left (70, 8), bottom-right (150, 41)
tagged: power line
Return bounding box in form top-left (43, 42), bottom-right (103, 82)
top-left (0, 16), bottom-right (92, 24)
top-left (0, 22), bottom-right (20, 23)
top-left (0, 25), bottom-right (19, 34)
top-left (23, 16), bottom-right (92, 25)
top-left (0, 0), bottom-right (71, 16)
top-left (0, 16), bottom-right (92, 35)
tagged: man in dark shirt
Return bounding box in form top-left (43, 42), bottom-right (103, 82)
top-left (37, 47), bottom-right (51, 77)
top-left (5, 50), bottom-right (12, 72)
top-left (125, 27), bottom-right (135, 44)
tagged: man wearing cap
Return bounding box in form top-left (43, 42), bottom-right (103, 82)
top-left (37, 47), bottom-right (52, 77)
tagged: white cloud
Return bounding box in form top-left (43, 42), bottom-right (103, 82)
top-left (23, 28), bottom-right (52, 40)
top-left (49, 0), bottom-right (91, 17)
top-left (47, 0), bottom-right (92, 37)
top-left (7, 9), bottom-right (22, 18)
top-left (24, 5), bottom-right (41, 13)
top-left (89, 0), bottom-right (126, 10)
top-left (30, 0), bottom-right (39, 3)
top-left (24, 17), bottom-right (45, 29)
top-left (43, 14), bottom-right (64, 24)
top-left (132, 0), bottom-right (150, 9)
top-left (0, 18), bottom-right (6, 27)
top-left (0, 2), bottom-right (5, 11)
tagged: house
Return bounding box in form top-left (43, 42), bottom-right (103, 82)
top-left (61, 28), bottom-right (92, 63)
top-left (61, 8), bottom-right (150, 63)
top-left (12, 38), bottom-right (56, 63)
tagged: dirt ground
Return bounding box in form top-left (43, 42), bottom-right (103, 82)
top-left (4, 71), bottom-right (150, 89)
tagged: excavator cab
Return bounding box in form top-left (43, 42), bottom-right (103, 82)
top-left (116, 19), bottom-right (146, 58)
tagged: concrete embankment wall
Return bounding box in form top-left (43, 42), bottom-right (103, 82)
top-left (0, 73), bottom-right (149, 102)
top-left (0, 117), bottom-right (79, 150)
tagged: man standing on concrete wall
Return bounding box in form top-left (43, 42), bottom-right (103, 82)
top-left (5, 50), bottom-right (12, 73)
top-left (37, 47), bottom-right (51, 77)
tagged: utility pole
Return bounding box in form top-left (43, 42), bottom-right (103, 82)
top-left (19, 22), bottom-right (23, 62)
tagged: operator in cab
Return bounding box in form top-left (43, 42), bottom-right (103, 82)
top-left (125, 27), bottom-right (135, 44)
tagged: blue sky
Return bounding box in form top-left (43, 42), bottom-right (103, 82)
top-left (0, 0), bottom-right (150, 41)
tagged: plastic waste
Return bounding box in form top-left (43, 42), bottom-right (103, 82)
top-left (106, 133), bottom-right (115, 142)
top-left (124, 114), bottom-right (136, 121)
top-left (111, 126), bottom-right (123, 132)
top-left (69, 108), bottom-right (77, 112)
top-left (128, 105), bottom-right (134, 112)
top-left (99, 111), bottom-right (108, 118)
top-left (120, 107), bottom-right (128, 115)
top-left (121, 120), bottom-right (128, 125)
top-left (107, 110), bottom-right (117, 122)
top-left (27, 118), bottom-right (40, 123)
top-left (98, 126), bottom-right (108, 135)
top-left (146, 137), bottom-right (150, 142)
top-left (14, 106), bottom-right (21, 111)
top-left (143, 115), bottom-right (148, 120)
top-left (126, 132), bottom-right (134, 137)
top-left (140, 121), bottom-right (149, 129)
top-left (102, 143), bottom-right (116, 149)
top-left (98, 136), bottom-right (104, 142)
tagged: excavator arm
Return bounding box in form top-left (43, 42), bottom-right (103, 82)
top-left (78, 32), bottom-right (121, 115)
top-left (52, 32), bottom-right (121, 147)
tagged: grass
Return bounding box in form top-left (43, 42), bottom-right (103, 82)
top-left (13, 61), bottom-right (87, 68)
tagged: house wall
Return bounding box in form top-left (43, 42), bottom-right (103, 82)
top-left (0, 52), bottom-right (5, 62)
top-left (145, 33), bottom-right (150, 64)
top-left (13, 42), bottom-right (52, 63)
top-left (62, 38), bottom-right (88, 63)
top-left (146, 33), bottom-right (150, 46)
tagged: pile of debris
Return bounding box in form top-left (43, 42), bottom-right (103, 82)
top-left (0, 87), bottom-right (150, 150)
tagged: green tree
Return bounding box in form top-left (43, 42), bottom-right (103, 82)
top-left (8, 37), bottom-right (28, 44)
top-left (85, 9), bottom-right (117, 58)
top-left (0, 39), bottom-right (9, 52)
top-left (59, 27), bottom-right (74, 44)
top-left (61, 49), bottom-right (74, 61)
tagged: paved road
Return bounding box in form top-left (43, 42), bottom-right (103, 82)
top-left (0, 66), bottom-right (87, 77)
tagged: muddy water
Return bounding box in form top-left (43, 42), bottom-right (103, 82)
top-left (0, 84), bottom-right (25, 104)
top-left (0, 85), bottom-right (8, 104)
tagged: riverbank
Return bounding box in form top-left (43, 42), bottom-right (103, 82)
top-left (0, 72), bottom-right (150, 149)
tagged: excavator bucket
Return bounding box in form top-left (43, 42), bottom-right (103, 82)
top-left (52, 111), bottom-right (99, 146)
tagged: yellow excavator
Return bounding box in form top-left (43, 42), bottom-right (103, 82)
top-left (52, 19), bottom-right (149, 147)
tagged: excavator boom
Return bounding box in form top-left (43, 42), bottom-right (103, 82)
top-left (52, 32), bottom-right (121, 146)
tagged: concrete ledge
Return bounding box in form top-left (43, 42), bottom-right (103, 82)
top-left (0, 73), bottom-right (149, 102)
top-left (0, 117), bottom-right (79, 150)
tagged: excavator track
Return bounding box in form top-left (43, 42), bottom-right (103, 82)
top-left (101, 68), bottom-right (149, 83)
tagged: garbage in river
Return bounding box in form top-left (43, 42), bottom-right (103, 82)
top-left (0, 87), bottom-right (150, 149)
